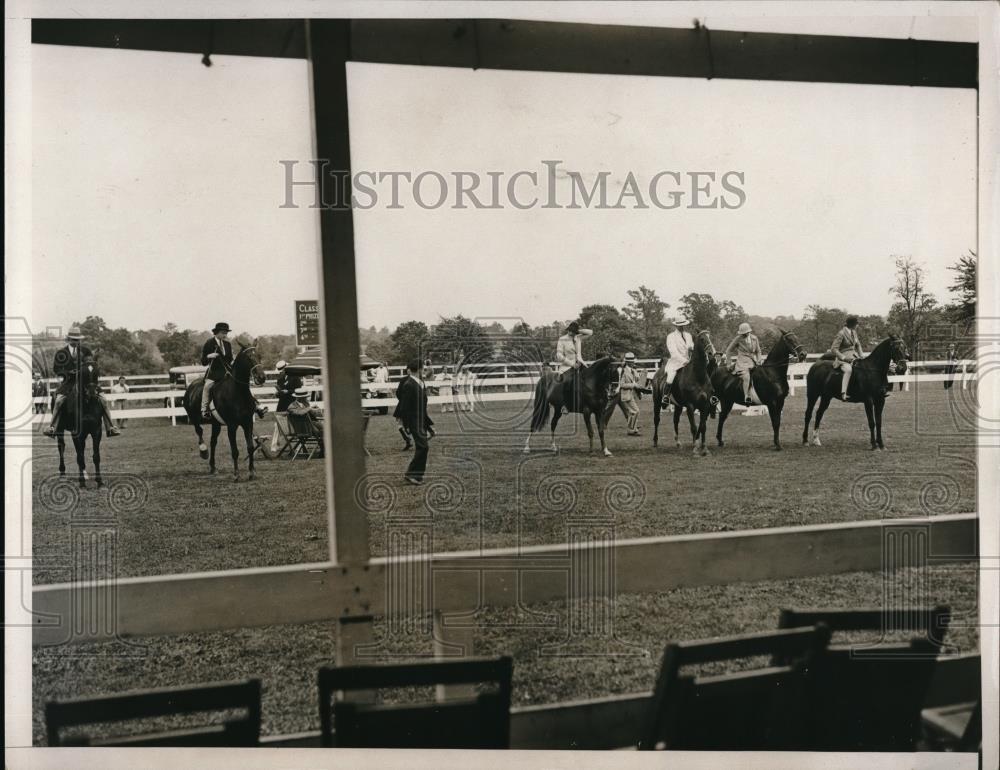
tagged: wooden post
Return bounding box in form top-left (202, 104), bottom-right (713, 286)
top-left (169, 394), bottom-right (176, 427)
top-left (503, 364), bottom-right (510, 392)
top-left (309, 20), bottom-right (377, 699)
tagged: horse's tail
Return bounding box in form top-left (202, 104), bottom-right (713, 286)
top-left (529, 375), bottom-right (551, 432)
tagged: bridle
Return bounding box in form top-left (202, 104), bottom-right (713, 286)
top-left (758, 330), bottom-right (805, 369)
top-left (221, 345), bottom-right (266, 388)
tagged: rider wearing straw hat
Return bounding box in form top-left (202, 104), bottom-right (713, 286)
top-left (44, 326), bottom-right (121, 438)
top-left (662, 315), bottom-right (694, 406)
top-left (724, 322), bottom-right (763, 406)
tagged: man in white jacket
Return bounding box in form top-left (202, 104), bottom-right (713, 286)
top-left (662, 315), bottom-right (694, 407)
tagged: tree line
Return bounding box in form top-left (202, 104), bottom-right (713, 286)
top-left (33, 251), bottom-right (975, 376)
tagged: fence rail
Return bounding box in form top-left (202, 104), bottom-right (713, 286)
top-left (30, 360), bottom-right (977, 425)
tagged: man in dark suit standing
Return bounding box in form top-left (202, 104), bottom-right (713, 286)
top-left (200, 322), bottom-right (234, 420)
top-left (393, 359), bottom-right (435, 485)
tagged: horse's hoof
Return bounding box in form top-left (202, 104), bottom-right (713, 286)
top-left (550, 446), bottom-right (559, 453)
top-left (811, 437), bottom-right (822, 447)
top-left (717, 441), bottom-right (724, 448)
top-left (96, 479), bottom-right (104, 487)
top-left (603, 449), bottom-right (613, 457)
top-left (199, 449), bottom-right (209, 460)
top-left (701, 449), bottom-right (710, 457)
top-left (209, 467), bottom-right (217, 475)
top-left (774, 445), bottom-right (782, 451)
top-left (248, 472), bottom-right (257, 481)
top-left (233, 475), bottom-right (240, 483)
top-left (522, 447), bottom-right (530, 454)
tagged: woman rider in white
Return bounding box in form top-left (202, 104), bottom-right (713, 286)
top-left (555, 321), bottom-right (593, 412)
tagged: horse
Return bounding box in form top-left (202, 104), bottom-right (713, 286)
top-left (523, 356), bottom-right (615, 456)
top-left (711, 329), bottom-right (807, 451)
top-left (54, 356), bottom-right (105, 488)
top-left (182, 341), bottom-right (267, 480)
top-left (802, 334), bottom-right (909, 450)
top-left (651, 330), bottom-right (717, 456)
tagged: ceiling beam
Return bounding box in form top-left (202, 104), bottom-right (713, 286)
top-left (33, 18), bottom-right (977, 89)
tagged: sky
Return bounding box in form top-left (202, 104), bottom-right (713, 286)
top-left (31, 15), bottom-right (977, 337)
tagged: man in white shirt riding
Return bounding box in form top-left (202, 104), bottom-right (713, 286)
top-left (554, 321), bottom-right (593, 411)
top-left (662, 315), bottom-right (694, 407)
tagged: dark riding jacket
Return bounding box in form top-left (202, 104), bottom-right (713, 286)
top-left (201, 338), bottom-right (234, 381)
top-left (393, 376), bottom-right (433, 436)
top-left (53, 344), bottom-right (95, 396)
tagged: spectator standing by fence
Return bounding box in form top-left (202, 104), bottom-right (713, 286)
top-left (944, 343), bottom-right (958, 390)
top-left (33, 373), bottom-right (49, 414)
top-left (111, 375), bottom-right (130, 428)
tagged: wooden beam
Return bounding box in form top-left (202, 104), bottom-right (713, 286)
top-left (32, 514), bottom-right (977, 646)
top-left (32, 18), bottom-right (977, 89)
top-left (308, 19), bottom-right (370, 565)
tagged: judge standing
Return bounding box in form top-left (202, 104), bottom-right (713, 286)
top-left (394, 359), bottom-right (435, 485)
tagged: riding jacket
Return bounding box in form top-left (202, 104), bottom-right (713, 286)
top-left (829, 327), bottom-right (863, 363)
top-left (201, 337), bottom-right (234, 381)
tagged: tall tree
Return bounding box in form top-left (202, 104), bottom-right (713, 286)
top-left (676, 293), bottom-right (747, 347)
top-left (156, 329), bottom-right (201, 368)
top-left (389, 320), bottom-right (431, 365)
top-left (622, 285), bottom-right (669, 356)
top-left (577, 304), bottom-right (641, 358)
top-left (946, 250), bottom-right (976, 330)
top-left (72, 316), bottom-right (156, 375)
top-left (888, 256), bottom-right (939, 354)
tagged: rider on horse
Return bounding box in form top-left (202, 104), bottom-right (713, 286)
top-left (661, 315), bottom-right (694, 407)
top-left (43, 326), bottom-right (121, 438)
top-left (829, 315), bottom-right (864, 401)
top-left (200, 322), bottom-right (267, 421)
top-left (555, 321), bottom-right (593, 410)
top-left (724, 322), bottom-right (763, 406)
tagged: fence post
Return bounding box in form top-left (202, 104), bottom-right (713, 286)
top-left (169, 394), bottom-right (176, 427)
top-left (961, 361), bottom-right (967, 390)
top-left (504, 364), bottom-right (509, 393)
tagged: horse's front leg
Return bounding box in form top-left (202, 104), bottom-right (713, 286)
top-left (768, 399), bottom-right (784, 451)
top-left (57, 434), bottom-right (66, 477)
top-left (698, 411), bottom-right (710, 456)
top-left (686, 406), bottom-right (697, 443)
top-left (209, 423), bottom-right (221, 474)
top-left (863, 399), bottom-right (876, 450)
top-left (874, 397), bottom-right (886, 450)
top-left (228, 424), bottom-right (241, 481)
top-left (672, 406), bottom-right (683, 448)
top-left (597, 405), bottom-right (612, 457)
top-left (92, 432), bottom-right (103, 487)
top-left (652, 393), bottom-right (660, 447)
top-left (584, 410), bottom-right (594, 453)
top-left (74, 435), bottom-right (87, 487)
top-left (716, 401), bottom-right (734, 447)
top-left (244, 422), bottom-right (256, 480)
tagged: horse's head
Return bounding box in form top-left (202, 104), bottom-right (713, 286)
top-left (694, 329), bottom-right (716, 360)
top-left (778, 328), bottom-right (807, 363)
top-left (80, 356), bottom-right (101, 399)
top-left (888, 334), bottom-right (909, 374)
top-left (236, 340), bottom-right (267, 386)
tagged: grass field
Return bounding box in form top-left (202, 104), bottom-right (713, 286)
top-left (29, 385), bottom-right (979, 743)
top-left (32, 385), bottom-right (976, 581)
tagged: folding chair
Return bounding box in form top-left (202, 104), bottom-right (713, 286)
top-left (639, 625), bottom-right (831, 751)
top-left (318, 657), bottom-right (513, 749)
top-left (286, 412), bottom-right (324, 460)
top-left (45, 679), bottom-right (262, 747)
top-left (776, 606), bottom-right (950, 751)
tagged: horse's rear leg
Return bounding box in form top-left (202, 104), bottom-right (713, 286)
top-left (716, 401), bottom-right (734, 447)
top-left (194, 423), bottom-right (208, 459)
top-left (685, 406), bottom-right (698, 444)
top-left (672, 406), bottom-right (683, 448)
top-left (812, 396), bottom-right (831, 447)
top-left (697, 412), bottom-right (710, 456)
top-left (802, 394), bottom-right (817, 445)
top-left (549, 411), bottom-right (561, 452)
top-left (652, 397), bottom-right (660, 448)
top-left (584, 411), bottom-right (595, 453)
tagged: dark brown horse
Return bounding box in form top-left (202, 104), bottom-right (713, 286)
top-left (524, 356), bottom-right (615, 456)
top-left (54, 356), bottom-right (105, 488)
top-left (651, 330), bottom-right (717, 455)
top-left (802, 335), bottom-right (909, 450)
top-left (712, 329), bottom-right (807, 451)
top-left (183, 341), bottom-right (267, 480)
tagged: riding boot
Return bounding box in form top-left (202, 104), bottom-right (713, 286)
top-left (201, 379), bottom-right (214, 421)
top-left (44, 396), bottom-right (64, 437)
top-left (99, 397), bottom-right (121, 436)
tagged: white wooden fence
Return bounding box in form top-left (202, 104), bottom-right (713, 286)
top-left (29, 359), bottom-right (977, 425)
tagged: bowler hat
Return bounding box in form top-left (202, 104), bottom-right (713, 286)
top-left (212, 322), bottom-right (231, 334)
